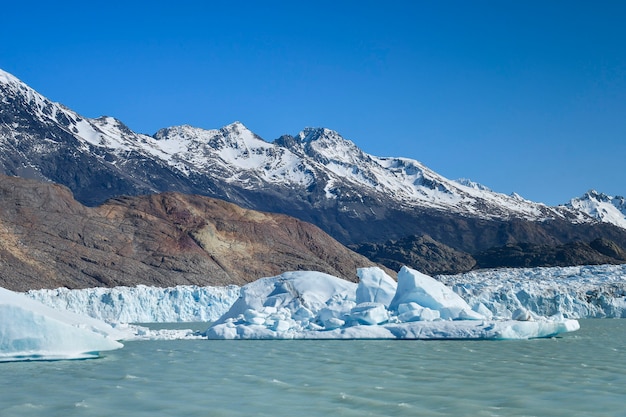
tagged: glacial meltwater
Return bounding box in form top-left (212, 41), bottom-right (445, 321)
top-left (1, 319), bottom-right (625, 417)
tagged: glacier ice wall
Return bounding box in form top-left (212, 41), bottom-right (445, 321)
top-left (25, 265), bottom-right (626, 323)
top-left (437, 264), bottom-right (626, 319)
top-left (26, 285), bottom-right (240, 323)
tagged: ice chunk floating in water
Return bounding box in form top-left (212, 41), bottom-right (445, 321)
top-left (206, 266), bottom-right (580, 340)
top-left (0, 287), bottom-right (123, 362)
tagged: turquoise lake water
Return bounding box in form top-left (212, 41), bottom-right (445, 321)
top-left (1, 319), bottom-right (625, 417)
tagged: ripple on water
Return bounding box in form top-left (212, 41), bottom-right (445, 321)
top-left (0, 320), bottom-right (624, 417)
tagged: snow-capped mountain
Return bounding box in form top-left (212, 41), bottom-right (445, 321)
top-left (152, 123), bottom-right (313, 188)
top-left (2, 67), bottom-right (626, 272)
top-left (567, 190), bottom-right (626, 229)
top-left (279, 127), bottom-right (591, 221)
top-left (0, 68), bottom-right (588, 222)
top-left (0, 69), bottom-right (204, 205)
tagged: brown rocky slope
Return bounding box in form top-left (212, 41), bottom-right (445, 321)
top-left (0, 175), bottom-right (383, 291)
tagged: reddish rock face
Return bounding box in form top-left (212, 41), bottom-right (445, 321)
top-left (0, 175), bottom-right (383, 291)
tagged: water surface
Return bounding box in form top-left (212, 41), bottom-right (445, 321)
top-left (1, 319), bottom-right (624, 416)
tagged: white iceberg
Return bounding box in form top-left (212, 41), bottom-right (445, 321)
top-left (0, 287), bottom-right (123, 362)
top-left (206, 266), bottom-right (580, 340)
top-left (389, 267), bottom-right (485, 320)
top-left (356, 267), bottom-right (396, 306)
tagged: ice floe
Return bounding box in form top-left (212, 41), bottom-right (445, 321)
top-left (0, 287), bottom-right (123, 362)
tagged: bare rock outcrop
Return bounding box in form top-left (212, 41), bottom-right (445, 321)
top-left (0, 175), bottom-right (383, 291)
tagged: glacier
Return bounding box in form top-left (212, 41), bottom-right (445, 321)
top-left (26, 284), bottom-right (240, 323)
top-left (26, 264), bottom-right (626, 324)
top-left (18, 263), bottom-right (626, 345)
top-left (438, 264), bottom-right (626, 319)
top-left (0, 287), bottom-right (123, 362)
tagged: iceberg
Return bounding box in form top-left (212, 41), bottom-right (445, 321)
top-left (0, 287), bottom-right (123, 362)
top-left (205, 266), bottom-right (579, 340)
top-left (389, 267), bottom-right (485, 320)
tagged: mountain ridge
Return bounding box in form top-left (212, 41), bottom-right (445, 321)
top-left (0, 67), bottom-right (613, 222)
top-left (2, 67), bottom-right (626, 276)
top-left (2, 67), bottom-right (624, 227)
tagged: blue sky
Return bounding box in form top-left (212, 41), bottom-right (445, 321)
top-left (1, 1), bottom-right (624, 205)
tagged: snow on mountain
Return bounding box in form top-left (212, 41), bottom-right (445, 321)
top-left (567, 190), bottom-right (626, 229)
top-left (0, 68), bottom-right (168, 161)
top-left (0, 69), bottom-right (91, 151)
top-left (0, 68), bottom-right (620, 229)
top-left (152, 122), bottom-right (313, 187)
top-left (271, 126), bottom-right (587, 221)
top-left (454, 178), bottom-right (492, 192)
top-left (0, 69), bottom-right (52, 117)
top-left (0, 68), bottom-right (309, 188)
top-left (88, 116), bottom-right (166, 155)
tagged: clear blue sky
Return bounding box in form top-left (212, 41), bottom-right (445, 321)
top-left (2, 1), bottom-right (625, 205)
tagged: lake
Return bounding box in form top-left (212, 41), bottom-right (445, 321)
top-left (1, 319), bottom-right (624, 416)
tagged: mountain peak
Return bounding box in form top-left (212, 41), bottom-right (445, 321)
top-left (295, 127), bottom-right (362, 155)
top-left (219, 121), bottom-right (256, 138)
top-left (289, 127), bottom-right (372, 170)
top-left (227, 120), bottom-right (247, 129)
top-left (581, 189), bottom-right (611, 202)
top-left (297, 127), bottom-right (344, 144)
top-left (568, 190), bottom-right (626, 229)
top-left (153, 121), bottom-right (257, 145)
